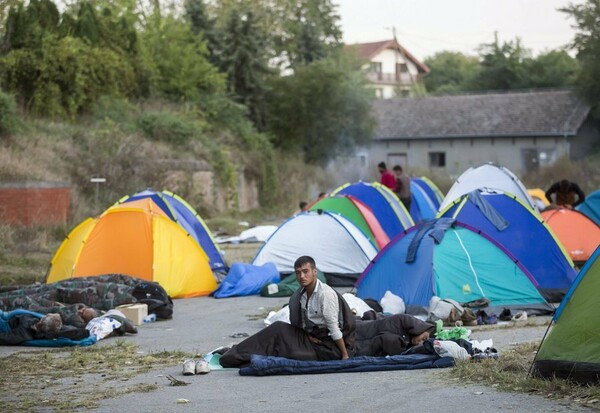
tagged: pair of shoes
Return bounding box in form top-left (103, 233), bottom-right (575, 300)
top-left (499, 308), bottom-right (512, 321)
top-left (182, 359), bottom-right (211, 375)
top-left (475, 310), bottom-right (498, 325)
top-left (512, 311), bottom-right (528, 321)
top-left (471, 347), bottom-right (499, 361)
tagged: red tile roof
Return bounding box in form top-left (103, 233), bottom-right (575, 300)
top-left (344, 39), bottom-right (430, 74)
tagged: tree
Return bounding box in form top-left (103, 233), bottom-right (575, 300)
top-left (469, 34), bottom-right (529, 91)
top-left (422, 51), bottom-right (480, 94)
top-left (217, 6), bottom-right (272, 129)
top-left (266, 51), bottom-right (374, 165)
top-left (521, 50), bottom-right (578, 88)
top-left (560, 0), bottom-right (600, 104)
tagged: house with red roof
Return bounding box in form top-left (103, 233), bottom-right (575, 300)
top-left (345, 39), bottom-right (429, 99)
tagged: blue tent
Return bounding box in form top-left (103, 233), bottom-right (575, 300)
top-left (356, 218), bottom-right (553, 315)
top-left (117, 189), bottom-right (227, 272)
top-left (213, 263), bottom-right (280, 298)
top-left (331, 182), bottom-right (414, 239)
top-left (410, 180), bottom-right (438, 221)
top-left (438, 189), bottom-right (576, 302)
top-left (412, 177), bottom-right (444, 210)
top-left (576, 188), bottom-right (600, 226)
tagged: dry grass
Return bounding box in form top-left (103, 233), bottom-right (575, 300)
top-left (0, 340), bottom-right (194, 412)
top-left (453, 342), bottom-right (600, 410)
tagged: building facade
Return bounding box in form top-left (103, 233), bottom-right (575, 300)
top-left (345, 39), bottom-right (429, 99)
top-left (368, 89), bottom-right (597, 179)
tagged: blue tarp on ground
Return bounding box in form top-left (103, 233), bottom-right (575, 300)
top-left (239, 353), bottom-right (454, 376)
top-left (213, 262), bottom-right (280, 298)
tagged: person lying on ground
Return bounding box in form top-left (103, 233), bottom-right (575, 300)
top-left (220, 255), bottom-right (355, 368)
top-left (0, 312), bottom-right (90, 345)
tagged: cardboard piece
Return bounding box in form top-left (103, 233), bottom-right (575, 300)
top-left (116, 303), bottom-right (148, 326)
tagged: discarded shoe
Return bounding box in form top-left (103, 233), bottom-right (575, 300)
top-left (472, 347), bottom-right (499, 362)
top-left (499, 308), bottom-right (512, 321)
top-left (461, 308), bottom-right (478, 326)
top-left (486, 313), bottom-right (498, 325)
top-left (182, 359), bottom-right (196, 376)
top-left (461, 298), bottom-right (490, 308)
top-left (195, 360), bottom-right (210, 374)
top-left (512, 311), bottom-right (528, 321)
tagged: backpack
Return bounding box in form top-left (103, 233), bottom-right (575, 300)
top-left (131, 282), bottom-right (174, 320)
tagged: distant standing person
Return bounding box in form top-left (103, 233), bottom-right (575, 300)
top-left (545, 179), bottom-right (585, 209)
top-left (377, 162), bottom-right (396, 191)
top-left (393, 165), bottom-right (412, 211)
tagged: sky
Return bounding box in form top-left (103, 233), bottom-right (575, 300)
top-left (335, 0), bottom-right (583, 61)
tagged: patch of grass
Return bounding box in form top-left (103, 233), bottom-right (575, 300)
top-left (452, 342), bottom-right (600, 410)
top-left (0, 341), bottom-right (194, 412)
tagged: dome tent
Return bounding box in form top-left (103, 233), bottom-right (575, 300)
top-left (331, 181), bottom-right (413, 240)
top-left (252, 211), bottom-right (378, 286)
top-left (116, 189), bottom-right (227, 273)
top-left (46, 199), bottom-right (216, 298)
top-left (356, 218), bottom-right (553, 315)
top-left (439, 163), bottom-right (536, 212)
top-left (438, 189), bottom-right (577, 302)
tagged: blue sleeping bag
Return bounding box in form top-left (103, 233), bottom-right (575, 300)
top-left (0, 309), bottom-right (96, 347)
top-left (239, 353), bottom-right (454, 376)
top-left (213, 262), bottom-right (280, 298)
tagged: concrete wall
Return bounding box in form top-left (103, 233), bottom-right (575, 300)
top-left (570, 118), bottom-right (600, 160)
top-left (369, 135), bottom-right (571, 178)
top-left (0, 182), bottom-right (70, 226)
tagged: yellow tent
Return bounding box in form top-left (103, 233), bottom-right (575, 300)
top-left (46, 198), bottom-right (216, 298)
top-left (528, 188), bottom-right (550, 207)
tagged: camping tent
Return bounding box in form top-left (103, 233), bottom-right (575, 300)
top-left (46, 199), bottom-right (216, 298)
top-left (252, 211), bottom-right (378, 286)
top-left (410, 180), bottom-right (438, 221)
top-left (412, 177), bottom-right (444, 210)
top-left (541, 207), bottom-right (600, 264)
top-left (532, 246), bottom-right (600, 383)
top-left (438, 189), bottom-right (576, 301)
top-left (116, 189), bottom-right (227, 272)
top-left (331, 181), bottom-right (414, 239)
top-left (439, 163), bottom-right (536, 212)
top-left (355, 218), bottom-right (553, 315)
top-left (309, 195), bottom-right (389, 249)
top-left (576, 188), bottom-right (600, 226)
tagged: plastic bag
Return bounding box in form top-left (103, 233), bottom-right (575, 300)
top-left (380, 290), bottom-right (405, 314)
top-left (342, 293), bottom-right (373, 317)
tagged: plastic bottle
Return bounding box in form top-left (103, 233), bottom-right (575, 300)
top-left (143, 313), bottom-right (156, 323)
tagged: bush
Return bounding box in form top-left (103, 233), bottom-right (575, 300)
top-left (0, 90), bottom-right (18, 136)
top-left (137, 111), bottom-right (197, 145)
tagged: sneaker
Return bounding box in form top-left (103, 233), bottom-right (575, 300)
top-left (486, 313), bottom-right (498, 325)
top-left (499, 308), bottom-right (512, 321)
top-left (512, 311), bottom-right (528, 321)
top-left (195, 360), bottom-right (211, 375)
top-left (182, 359), bottom-right (196, 376)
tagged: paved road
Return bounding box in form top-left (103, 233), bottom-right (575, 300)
top-left (0, 293), bottom-right (591, 412)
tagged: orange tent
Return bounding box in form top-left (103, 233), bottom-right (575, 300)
top-left (47, 198), bottom-right (216, 298)
top-left (541, 207), bottom-right (600, 264)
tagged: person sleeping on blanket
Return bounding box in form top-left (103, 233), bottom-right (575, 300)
top-left (219, 255), bottom-right (435, 368)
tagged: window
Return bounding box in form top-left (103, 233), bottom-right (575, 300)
top-left (369, 62), bottom-right (382, 73)
top-left (429, 152), bottom-right (446, 167)
top-left (396, 63), bottom-right (409, 73)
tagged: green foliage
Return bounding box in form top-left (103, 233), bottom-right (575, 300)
top-left (140, 13), bottom-right (225, 101)
top-left (521, 50), bottom-right (578, 88)
top-left (0, 89), bottom-right (18, 135)
top-left (137, 111), bottom-right (197, 145)
top-left (470, 35), bottom-right (529, 91)
top-left (423, 51), bottom-right (480, 94)
top-left (560, 0), bottom-right (600, 104)
top-left (266, 51), bottom-right (374, 165)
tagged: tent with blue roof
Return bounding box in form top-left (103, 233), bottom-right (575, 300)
top-left (116, 189), bottom-right (227, 273)
top-left (331, 181), bottom-right (413, 240)
top-left (355, 218), bottom-right (553, 315)
top-left (412, 177), bottom-right (444, 210)
top-left (438, 189), bottom-right (577, 302)
top-left (576, 188), bottom-right (600, 226)
top-left (409, 180), bottom-right (438, 222)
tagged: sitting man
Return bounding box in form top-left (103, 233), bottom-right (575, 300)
top-left (220, 256), bottom-right (355, 367)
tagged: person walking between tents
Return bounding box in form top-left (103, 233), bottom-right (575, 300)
top-left (378, 162), bottom-right (396, 191)
top-left (393, 165), bottom-right (412, 211)
top-left (545, 179), bottom-right (586, 209)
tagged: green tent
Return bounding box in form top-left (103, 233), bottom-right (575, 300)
top-left (260, 271), bottom-right (326, 297)
top-left (532, 246), bottom-right (600, 383)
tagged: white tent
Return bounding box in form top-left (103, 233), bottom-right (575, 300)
top-left (439, 163), bottom-right (536, 212)
top-left (252, 211), bottom-right (378, 285)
